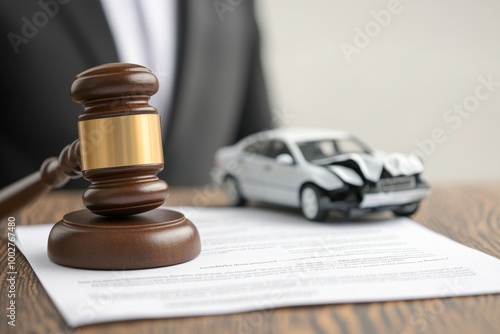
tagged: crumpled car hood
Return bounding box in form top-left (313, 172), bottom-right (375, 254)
top-left (327, 152), bottom-right (424, 182)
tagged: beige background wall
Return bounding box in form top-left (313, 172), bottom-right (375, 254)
top-left (256, 0), bottom-right (500, 184)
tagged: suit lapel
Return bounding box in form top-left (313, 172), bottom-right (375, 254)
top-left (166, 0), bottom-right (188, 135)
top-left (163, 0), bottom-right (256, 184)
top-left (60, 0), bottom-right (119, 66)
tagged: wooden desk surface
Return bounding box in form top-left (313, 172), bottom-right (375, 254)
top-left (1, 184), bottom-right (499, 334)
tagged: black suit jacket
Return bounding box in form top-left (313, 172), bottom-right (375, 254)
top-left (0, 0), bottom-right (272, 188)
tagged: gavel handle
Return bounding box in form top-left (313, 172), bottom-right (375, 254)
top-left (0, 140), bottom-right (82, 218)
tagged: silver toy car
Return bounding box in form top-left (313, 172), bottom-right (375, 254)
top-left (212, 128), bottom-right (430, 221)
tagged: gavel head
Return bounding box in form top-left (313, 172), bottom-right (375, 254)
top-left (71, 63), bottom-right (168, 216)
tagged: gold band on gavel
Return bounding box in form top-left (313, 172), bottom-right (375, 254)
top-left (78, 114), bottom-right (164, 171)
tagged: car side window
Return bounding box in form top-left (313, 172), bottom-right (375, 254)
top-left (299, 140), bottom-right (338, 162)
top-left (244, 140), bottom-right (270, 156)
top-left (266, 140), bottom-right (293, 159)
top-left (335, 138), bottom-right (368, 154)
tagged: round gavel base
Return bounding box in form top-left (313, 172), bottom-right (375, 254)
top-left (47, 208), bottom-right (201, 270)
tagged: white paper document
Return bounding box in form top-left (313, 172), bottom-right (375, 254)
top-left (15, 207), bottom-right (500, 327)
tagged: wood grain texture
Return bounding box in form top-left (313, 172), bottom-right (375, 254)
top-left (1, 184), bottom-right (499, 334)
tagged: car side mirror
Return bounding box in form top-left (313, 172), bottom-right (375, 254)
top-left (276, 153), bottom-right (294, 166)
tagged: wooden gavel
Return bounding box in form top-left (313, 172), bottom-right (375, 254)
top-left (0, 139), bottom-right (81, 218)
top-left (0, 63), bottom-right (200, 270)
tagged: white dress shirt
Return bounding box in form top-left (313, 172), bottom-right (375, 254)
top-left (99, 0), bottom-right (177, 124)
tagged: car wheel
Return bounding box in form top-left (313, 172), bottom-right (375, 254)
top-left (393, 202), bottom-right (420, 217)
top-left (224, 176), bottom-right (246, 206)
top-left (300, 184), bottom-right (328, 221)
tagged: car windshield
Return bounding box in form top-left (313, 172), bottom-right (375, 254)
top-left (298, 138), bottom-right (370, 163)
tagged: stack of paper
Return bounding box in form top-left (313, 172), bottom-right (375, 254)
top-left (15, 207), bottom-right (500, 327)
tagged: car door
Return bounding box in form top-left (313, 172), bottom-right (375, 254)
top-left (237, 139), bottom-right (271, 201)
top-left (260, 140), bottom-right (302, 206)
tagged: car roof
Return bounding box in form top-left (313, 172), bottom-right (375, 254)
top-left (248, 127), bottom-right (353, 143)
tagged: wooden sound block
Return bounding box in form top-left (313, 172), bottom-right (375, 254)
top-left (47, 208), bottom-right (201, 270)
